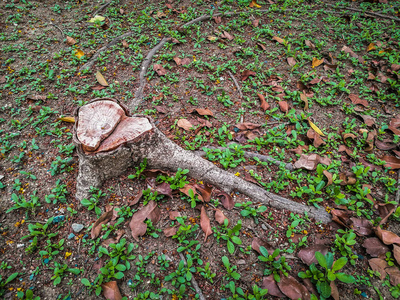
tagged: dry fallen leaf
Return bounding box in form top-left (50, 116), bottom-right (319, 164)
top-left (194, 183), bottom-right (213, 202)
top-left (297, 245), bottom-right (329, 266)
top-left (305, 40), bottom-right (315, 49)
top-left (308, 119), bottom-right (325, 136)
top-left (272, 36), bottom-right (285, 44)
top-left (383, 155), bottom-right (400, 170)
top-left (95, 71), bottom-right (109, 87)
top-left (129, 201), bottom-right (159, 241)
top-left (294, 154), bottom-right (331, 170)
top-left (369, 258), bottom-right (389, 280)
top-left (163, 226), bottom-right (177, 237)
top-left (252, 19), bottom-right (260, 27)
top-left (194, 108), bottom-right (213, 117)
top-left (307, 129), bottom-right (325, 148)
top-left (262, 275), bottom-right (285, 297)
top-left (241, 70), bottom-right (256, 81)
top-left (312, 57), bottom-right (324, 68)
top-left (200, 206), bottom-right (212, 242)
top-left (349, 94), bottom-right (368, 107)
top-left (362, 237), bottom-right (390, 257)
top-left (216, 191), bottom-right (234, 210)
top-left (153, 64), bottom-right (167, 76)
top-left (58, 116), bottom-right (75, 123)
top-left (91, 210), bottom-right (113, 239)
top-left (122, 40), bottom-right (129, 48)
top-left (214, 209), bottom-right (229, 225)
top-left (66, 36), bottom-right (76, 45)
top-left (74, 49), bottom-right (85, 59)
top-left (257, 94), bottom-right (270, 111)
top-left (367, 42), bottom-right (376, 52)
top-left (88, 15), bottom-right (105, 23)
top-left (221, 31), bottom-right (234, 41)
top-left (300, 93), bottom-right (308, 111)
top-left (102, 281), bottom-right (122, 300)
top-left (249, 0), bottom-right (261, 8)
top-left (375, 226), bottom-right (400, 246)
top-left (177, 119), bottom-right (193, 130)
top-left (287, 57), bottom-right (296, 67)
top-left (278, 101), bottom-right (289, 113)
top-left (277, 275), bottom-right (310, 300)
top-left (207, 36), bottom-right (218, 41)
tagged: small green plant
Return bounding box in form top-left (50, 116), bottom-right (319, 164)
top-left (157, 168), bottom-right (189, 189)
top-left (298, 251), bottom-right (355, 299)
top-left (334, 229), bottom-right (358, 265)
top-left (235, 201), bottom-right (267, 224)
top-left (197, 262), bottom-right (216, 283)
top-left (81, 187), bottom-right (106, 215)
top-left (17, 288), bottom-right (40, 300)
top-left (173, 216), bottom-right (199, 244)
top-left (258, 246), bottom-right (291, 282)
top-left (213, 219), bottom-right (242, 254)
top-left (51, 262), bottom-right (81, 286)
top-left (128, 158), bottom-right (148, 180)
top-left (0, 272), bottom-right (18, 296)
top-left (6, 192), bottom-right (40, 215)
top-left (45, 180), bottom-right (68, 204)
top-left (165, 255), bottom-right (195, 296)
top-left (99, 238), bottom-right (136, 270)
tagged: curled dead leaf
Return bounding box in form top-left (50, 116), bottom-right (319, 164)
top-left (163, 226), bottom-right (177, 237)
top-left (362, 237), bottom-right (389, 257)
top-left (214, 209), bottom-right (229, 225)
top-left (177, 119), bottom-right (193, 130)
top-left (287, 57), bottom-right (296, 67)
top-left (193, 108), bottom-right (213, 117)
top-left (66, 36), bottom-right (76, 45)
top-left (129, 201), bottom-right (158, 241)
top-left (375, 226), bottom-right (400, 246)
top-left (153, 64), bottom-right (167, 76)
top-left (216, 191), bottom-right (234, 210)
top-left (96, 71), bottom-right (109, 87)
top-left (312, 57), bottom-right (324, 68)
top-left (262, 275), bottom-right (285, 297)
top-left (383, 155), bottom-right (400, 170)
top-left (307, 129), bottom-right (325, 148)
top-left (294, 154), bottom-right (331, 170)
top-left (200, 206), bottom-right (212, 242)
top-left (369, 258), bottom-right (389, 280)
top-left (241, 70), bottom-right (256, 81)
top-left (297, 245), bottom-right (329, 266)
top-left (349, 94), bottom-right (368, 107)
top-left (278, 101), bottom-right (288, 113)
top-left (102, 281), bottom-right (122, 300)
top-left (300, 93), bottom-right (308, 111)
top-left (257, 94), bottom-right (270, 111)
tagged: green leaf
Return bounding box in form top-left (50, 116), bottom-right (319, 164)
top-left (114, 272), bottom-right (124, 279)
top-left (273, 272), bottom-right (281, 282)
top-left (332, 257), bottom-right (347, 271)
top-left (227, 240), bottom-right (235, 254)
top-left (319, 281), bottom-right (331, 298)
top-left (6, 272), bottom-right (18, 284)
top-left (231, 272), bottom-right (241, 280)
top-left (259, 246), bottom-right (269, 258)
top-left (80, 199), bottom-right (92, 206)
top-left (222, 256), bottom-right (230, 268)
top-left (336, 273), bottom-right (355, 283)
top-left (179, 284), bottom-right (186, 295)
top-left (241, 210), bottom-right (252, 217)
top-left (326, 252), bottom-right (334, 269)
top-left (315, 251), bottom-right (327, 269)
top-left (115, 264), bottom-right (126, 271)
top-left (68, 268), bottom-right (81, 275)
top-left (327, 270), bottom-right (336, 281)
top-left (231, 236), bottom-right (242, 245)
top-left (81, 278), bottom-right (91, 286)
top-left (53, 276), bottom-right (61, 286)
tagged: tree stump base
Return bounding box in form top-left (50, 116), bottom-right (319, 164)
top-left (73, 98), bottom-right (332, 223)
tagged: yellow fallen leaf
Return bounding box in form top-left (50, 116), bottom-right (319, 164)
top-left (308, 119), bottom-right (325, 136)
top-left (249, 0), bottom-right (261, 8)
top-left (96, 71), bottom-right (109, 86)
top-left (300, 93), bottom-right (309, 111)
top-left (88, 15), bottom-right (105, 23)
top-left (74, 49), bottom-right (84, 59)
top-left (58, 116), bottom-right (75, 123)
top-left (367, 43), bottom-right (376, 52)
top-left (312, 57), bottom-right (324, 68)
top-left (272, 36), bottom-right (285, 44)
top-left (207, 36), bottom-right (218, 41)
top-left (65, 251), bottom-right (72, 259)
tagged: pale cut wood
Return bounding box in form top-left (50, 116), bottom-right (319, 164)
top-left (76, 100), bottom-right (125, 152)
top-left (95, 116), bottom-right (153, 153)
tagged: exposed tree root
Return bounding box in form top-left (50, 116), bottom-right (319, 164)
top-left (326, 4), bottom-right (400, 22)
top-left (92, 2), bottom-right (111, 17)
top-left (130, 37), bottom-right (171, 111)
top-left (79, 31), bottom-right (134, 70)
top-left (194, 146), bottom-right (294, 171)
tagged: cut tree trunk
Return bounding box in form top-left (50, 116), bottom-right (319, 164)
top-left (73, 98), bottom-right (332, 223)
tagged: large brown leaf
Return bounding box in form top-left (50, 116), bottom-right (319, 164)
top-left (375, 140), bottom-right (397, 151)
top-left (362, 237), bottom-right (389, 257)
top-left (278, 101), bottom-right (289, 113)
top-left (194, 183), bottom-right (213, 202)
top-left (307, 128), bottom-right (325, 148)
top-left (386, 266), bottom-right (400, 286)
top-left (277, 275), bottom-right (310, 300)
top-left (331, 209), bottom-right (352, 228)
top-left (154, 182), bottom-right (173, 198)
top-left (297, 245), bottom-right (329, 266)
top-left (272, 36), bottom-right (285, 44)
top-left (214, 209), bottom-right (229, 225)
top-left (383, 155), bottom-right (400, 170)
top-left (368, 258), bottom-right (389, 280)
top-left (177, 119), bottom-right (193, 130)
top-left (293, 154), bottom-right (331, 170)
top-left (393, 245), bottom-right (400, 265)
top-left (169, 211), bottom-right (181, 220)
top-left (350, 217), bottom-right (373, 236)
top-left (91, 210), bottom-right (113, 239)
top-left (257, 94), bottom-right (270, 111)
top-left (153, 64), bottom-right (167, 76)
top-left (251, 237), bottom-right (274, 255)
top-left (129, 201), bottom-right (158, 241)
top-left (375, 226), bottom-right (400, 246)
top-left (241, 70), bottom-right (256, 81)
top-left (235, 122), bottom-right (261, 130)
top-left (164, 226), bottom-right (177, 237)
top-left (200, 206), bottom-right (212, 242)
top-left (287, 57), bottom-right (296, 67)
top-left (262, 275), bottom-right (285, 297)
top-left (102, 281), bottom-right (122, 300)
top-left (216, 191), bottom-right (234, 210)
top-left (349, 94), bottom-right (368, 107)
top-left (376, 202), bottom-right (396, 225)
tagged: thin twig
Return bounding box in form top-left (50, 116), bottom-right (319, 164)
top-left (178, 252), bottom-right (206, 300)
top-left (227, 71), bottom-right (243, 99)
top-left (92, 2), bottom-right (111, 17)
top-left (50, 22), bottom-right (64, 37)
top-left (395, 170), bottom-right (400, 203)
top-left (326, 4), bottom-right (400, 22)
top-left (129, 37), bottom-right (171, 111)
top-left (79, 31), bottom-right (134, 70)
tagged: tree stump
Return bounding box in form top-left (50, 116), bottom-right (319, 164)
top-left (73, 98), bottom-right (332, 223)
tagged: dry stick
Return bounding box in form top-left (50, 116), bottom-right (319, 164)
top-left (50, 22), bottom-right (65, 37)
top-left (79, 31), bottom-right (134, 70)
top-left (178, 252), bottom-right (206, 300)
top-left (227, 71), bottom-right (244, 123)
top-left (92, 1), bottom-right (111, 16)
top-left (326, 4), bottom-right (400, 22)
top-left (129, 37), bottom-right (171, 111)
top-left (395, 170), bottom-right (400, 203)
top-left (194, 146), bottom-right (294, 171)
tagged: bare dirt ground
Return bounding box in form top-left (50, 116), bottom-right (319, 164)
top-left (0, 0), bottom-right (400, 299)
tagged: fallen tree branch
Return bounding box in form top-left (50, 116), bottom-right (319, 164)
top-left (129, 37), bottom-right (171, 111)
top-left (79, 31), bottom-right (134, 70)
top-left (92, 1), bottom-right (111, 17)
top-left (178, 252), bottom-right (206, 300)
top-left (194, 145), bottom-right (294, 171)
top-left (326, 4), bottom-right (400, 22)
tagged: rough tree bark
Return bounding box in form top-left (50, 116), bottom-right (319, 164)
top-left (73, 98), bottom-right (332, 223)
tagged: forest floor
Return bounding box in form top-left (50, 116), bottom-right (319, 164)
top-left (0, 0), bottom-right (400, 299)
